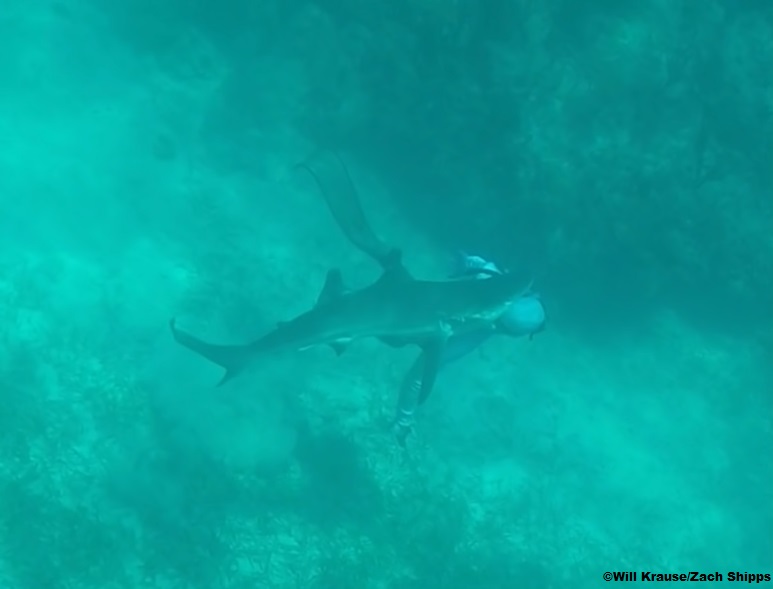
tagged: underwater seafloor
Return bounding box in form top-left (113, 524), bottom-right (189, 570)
top-left (1, 2), bottom-right (772, 589)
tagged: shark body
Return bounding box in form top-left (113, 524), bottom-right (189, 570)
top-left (171, 150), bottom-right (531, 403)
top-left (170, 255), bottom-right (531, 402)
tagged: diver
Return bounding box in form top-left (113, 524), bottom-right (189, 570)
top-left (392, 252), bottom-right (546, 447)
top-left (296, 151), bottom-right (545, 446)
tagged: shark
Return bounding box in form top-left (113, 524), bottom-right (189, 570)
top-left (170, 150), bottom-right (531, 403)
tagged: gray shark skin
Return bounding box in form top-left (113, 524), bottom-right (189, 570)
top-left (170, 257), bottom-right (531, 402)
top-left (171, 150), bottom-right (531, 403)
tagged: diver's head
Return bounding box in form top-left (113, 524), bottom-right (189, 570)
top-left (497, 294), bottom-right (546, 338)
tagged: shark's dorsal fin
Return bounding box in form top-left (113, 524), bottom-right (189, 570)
top-left (316, 268), bottom-right (347, 307)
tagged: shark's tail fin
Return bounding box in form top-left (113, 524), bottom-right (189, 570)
top-left (296, 150), bottom-right (398, 271)
top-left (169, 319), bottom-right (250, 386)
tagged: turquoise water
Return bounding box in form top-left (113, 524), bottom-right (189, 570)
top-left (1, 1), bottom-right (771, 588)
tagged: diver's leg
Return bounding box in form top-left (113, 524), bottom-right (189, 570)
top-left (393, 354), bottom-right (424, 447)
top-left (392, 329), bottom-right (496, 446)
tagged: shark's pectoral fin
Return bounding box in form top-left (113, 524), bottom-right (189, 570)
top-left (379, 335), bottom-right (411, 348)
top-left (169, 319), bottom-right (250, 386)
top-left (417, 337), bottom-right (447, 405)
top-left (329, 343), bottom-right (346, 356)
top-left (328, 338), bottom-right (351, 356)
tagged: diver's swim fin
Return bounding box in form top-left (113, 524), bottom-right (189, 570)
top-left (296, 150), bottom-right (397, 270)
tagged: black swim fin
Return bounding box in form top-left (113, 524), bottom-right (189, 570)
top-left (296, 150), bottom-right (398, 271)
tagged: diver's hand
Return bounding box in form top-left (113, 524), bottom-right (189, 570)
top-left (450, 251), bottom-right (503, 279)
